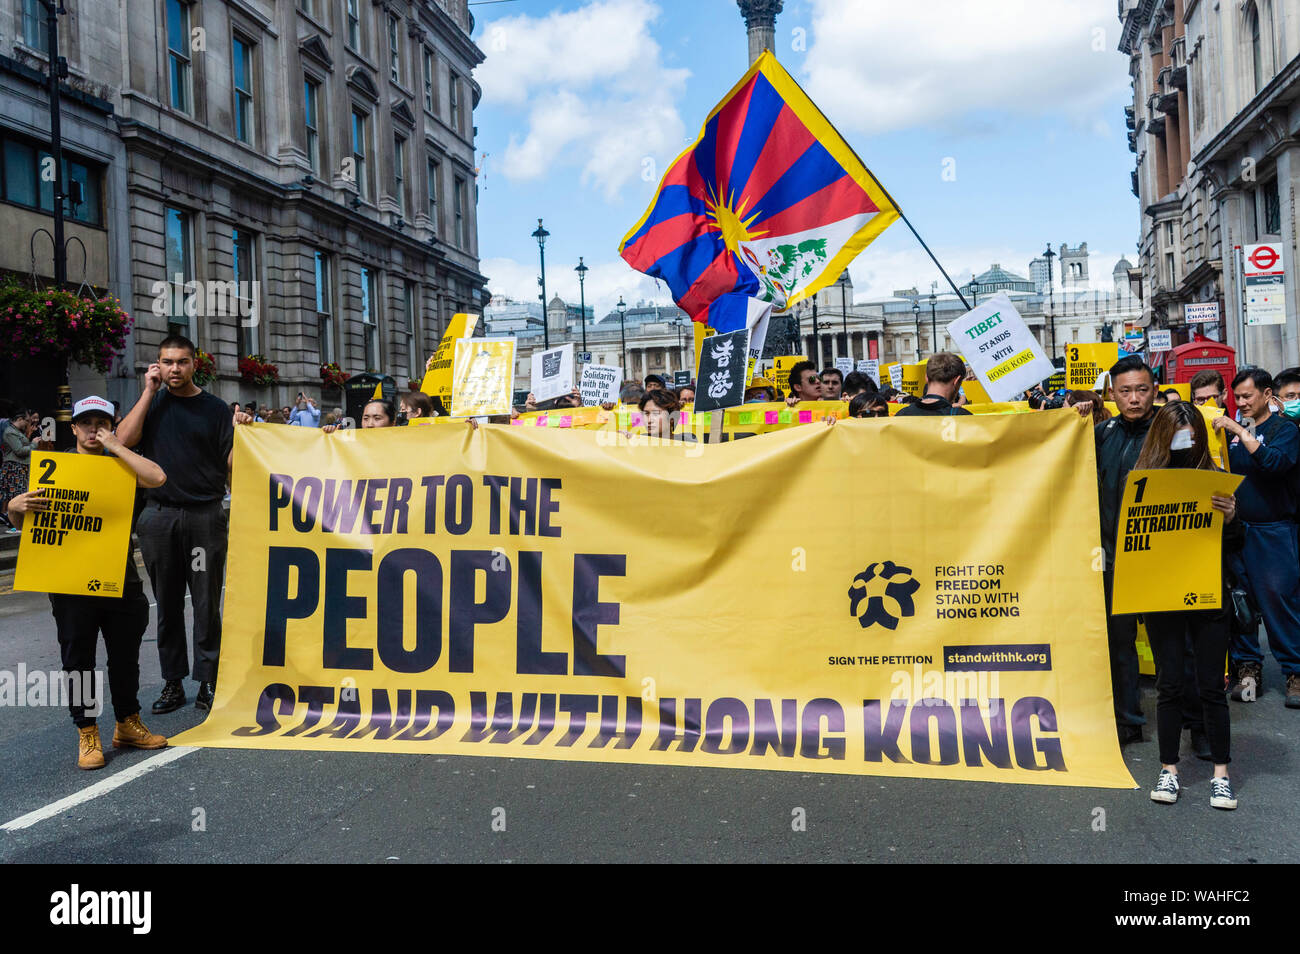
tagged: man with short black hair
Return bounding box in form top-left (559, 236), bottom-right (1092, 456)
top-left (1213, 367), bottom-right (1300, 707)
top-left (1095, 355), bottom-right (1159, 742)
top-left (1190, 369), bottom-right (1227, 408)
top-left (1274, 368), bottom-right (1300, 404)
top-left (117, 334), bottom-right (236, 715)
top-left (896, 352), bottom-right (972, 417)
top-left (644, 374), bottom-right (666, 392)
top-left (785, 360), bottom-right (822, 403)
top-left (820, 368), bottom-right (843, 400)
top-left (841, 371), bottom-right (876, 400)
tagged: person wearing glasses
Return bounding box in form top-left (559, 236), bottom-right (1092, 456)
top-left (1190, 370), bottom-right (1227, 408)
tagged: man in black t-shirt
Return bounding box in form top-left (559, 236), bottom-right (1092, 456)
top-left (895, 353), bottom-right (973, 417)
top-left (118, 334), bottom-right (238, 715)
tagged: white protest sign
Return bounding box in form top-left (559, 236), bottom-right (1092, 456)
top-left (530, 343), bottom-right (575, 403)
top-left (856, 359), bottom-right (880, 386)
top-left (834, 357), bottom-right (854, 380)
top-left (888, 363), bottom-right (903, 390)
top-left (579, 364), bottom-right (622, 406)
top-left (947, 293), bottom-right (1055, 403)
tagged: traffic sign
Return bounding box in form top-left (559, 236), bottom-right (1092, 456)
top-left (1244, 243), bottom-right (1286, 326)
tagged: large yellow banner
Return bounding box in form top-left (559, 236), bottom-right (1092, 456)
top-left (173, 414), bottom-right (1134, 788)
top-left (13, 451), bottom-right (136, 597)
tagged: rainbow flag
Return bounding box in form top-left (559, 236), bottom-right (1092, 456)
top-left (619, 51), bottom-right (899, 324)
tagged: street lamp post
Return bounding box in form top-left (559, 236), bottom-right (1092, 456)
top-left (1044, 243), bottom-right (1057, 358)
top-left (929, 289), bottom-right (938, 354)
top-left (912, 300), bottom-right (922, 361)
top-left (810, 296), bottom-right (819, 364)
top-left (839, 273), bottom-right (849, 361)
top-left (39, 0), bottom-right (72, 445)
top-left (574, 256), bottom-right (588, 358)
top-left (674, 318), bottom-right (684, 378)
top-left (617, 296), bottom-right (627, 377)
top-left (532, 218), bottom-right (550, 349)
top-left (970, 278), bottom-right (980, 309)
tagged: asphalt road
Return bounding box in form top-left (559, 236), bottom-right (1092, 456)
top-left (0, 569), bottom-right (1296, 865)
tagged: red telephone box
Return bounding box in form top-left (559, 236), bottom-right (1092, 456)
top-left (1167, 341), bottom-right (1237, 417)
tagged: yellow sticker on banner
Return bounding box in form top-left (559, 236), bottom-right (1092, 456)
top-left (1111, 468), bottom-right (1244, 615)
top-left (419, 312), bottom-right (479, 409)
top-left (172, 414), bottom-right (1135, 789)
top-left (450, 337), bottom-right (515, 417)
top-left (13, 451), bottom-right (137, 597)
top-left (1065, 342), bottom-right (1119, 390)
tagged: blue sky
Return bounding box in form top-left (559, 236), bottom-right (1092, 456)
top-left (469, 0), bottom-right (1136, 320)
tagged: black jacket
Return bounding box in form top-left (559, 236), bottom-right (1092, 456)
top-left (1096, 412), bottom-right (1155, 569)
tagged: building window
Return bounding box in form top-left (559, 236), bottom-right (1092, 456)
top-left (233, 229), bottom-right (257, 355)
top-left (422, 48), bottom-right (435, 113)
top-left (164, 207), bottom-right (193, 338)
top-left (167, 0), bottom-right (193, 114)
top-left (393, 135), bottom-right (405, 215)
top-left (1248, 3), bottom-right (1263, 93)
top-left (404, 281), bottom-right (420, 380)
top-left (21, 0), bottom-right (48, 54)
top-left (426, 158), bottom-right (440, 237)
top-left (304, 78), bottom-right (320, 173)
top-left (2, 138), bottom-right (103, 226)
top-left (360, 266), bottom-right (378, 370)
top-left (1263, 178), bottom-right (1281, 234)
top-left (388, 15), bottom-right (401, 84)
top-left (315, 250), bottom-right (333, 364)
top-left (233, 36), bottom-right (255, 145)
top-left (1165, 252), bottom-right (1176, 287)
top-left (346, 0), bottom-right (361, 52)
top-left (454, 175), bottom-right (466, 248)
top-left (352, 108), bottom-right (370, 200)
top-left (297, 0), bottom-right (317, 20)
top-left (449, 72), bottom-right (460, 133)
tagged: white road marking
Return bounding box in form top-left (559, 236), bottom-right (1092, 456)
top-left (1, 746), bottom-right (197, 832)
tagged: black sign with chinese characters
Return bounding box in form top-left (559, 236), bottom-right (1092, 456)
top-left (693, 328), bottom-right (750, 413)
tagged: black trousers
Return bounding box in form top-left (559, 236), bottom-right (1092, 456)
top-left (1103, 569), bottom-right (1144, 727)
top-left (1144, 609), bottom-right (1232, 766)
top-left (50, 584), bottom-right (150, 727)
top-left (136, 500), bottom-right (228, 683)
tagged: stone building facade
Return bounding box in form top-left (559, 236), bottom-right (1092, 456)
top-left (1121, 0), bottom-right (1300, 370)
top-left (1, 0), bottom-right (486, 410)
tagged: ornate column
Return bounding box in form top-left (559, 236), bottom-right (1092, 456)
top-left (737, 0), bottom-right (783, 65)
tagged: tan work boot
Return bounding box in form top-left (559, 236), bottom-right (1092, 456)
top-left (78, 725), bottom-right (106, 770)
top-left (112, 713), bottom-right (168, 750)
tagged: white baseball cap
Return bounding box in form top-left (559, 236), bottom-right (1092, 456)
top-left (71, 395), bottom-right (115, 422)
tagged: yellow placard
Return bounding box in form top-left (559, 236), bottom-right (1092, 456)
top-left (13, 451), bottom-right (137, 597)
top-left (450, 337), bottom-right (515, 417)
top-left (881, 362), bottom-right (899, 390)
top-left (172, 415), bottom-right (1135, 789)
top-left (1111, 468), bottom-right (1243, 615)
top-left (1195, 402), bottom-right (1230, 471)
top-left (419, 312), bottom-right (479, 409)
top-left (1161, 382), bottom-right (1191, 401)
top-left (772, 355), bottom-right (807, 397)
top-left (1065, 343), bottom-right (1119, 391)
top-left (900, 362), bottom-right (926, 397)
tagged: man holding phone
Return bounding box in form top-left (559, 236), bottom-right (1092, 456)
top-left (289, 393), bottom-right (321, 427)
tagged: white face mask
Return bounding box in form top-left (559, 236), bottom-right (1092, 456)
top-left (1170, 428), bottom-right (1194, 451)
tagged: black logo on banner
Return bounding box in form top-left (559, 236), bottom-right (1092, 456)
top-left (848, 561), bottom-right (920, 630)
top-left (1184, 592), bottom-right (1197, 606)
top-left (542, 351), bottom-right (562, 378)
top-left (86, 579), bottom-right (101, 592)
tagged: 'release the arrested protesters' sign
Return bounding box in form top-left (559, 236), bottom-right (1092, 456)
top-left (172, 415), bottom-right (1134, 789)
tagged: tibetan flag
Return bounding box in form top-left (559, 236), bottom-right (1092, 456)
top-left (619, 50), bottom-right (899, 323)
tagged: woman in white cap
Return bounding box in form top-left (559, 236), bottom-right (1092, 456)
top-left (6, 396), bottom-right (170, 770)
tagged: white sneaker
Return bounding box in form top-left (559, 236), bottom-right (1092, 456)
top-left (1150, 768), bottom-right (1180, 804)
top-left (1210, 776), bottom-right (1237, 810)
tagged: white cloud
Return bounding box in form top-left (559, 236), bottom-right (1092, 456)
top-left (479, 256), bottom-right (674, 323)
top-left (476, 0), bottom-right (689, 198)
top-left (802, 0), bottom-right (1129, 136)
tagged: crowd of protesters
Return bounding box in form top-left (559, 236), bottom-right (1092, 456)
top-left (6, 336), bottom-right (1300, 813)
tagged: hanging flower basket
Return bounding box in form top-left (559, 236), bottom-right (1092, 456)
top-left (238, 353), bottom-right (279, 386)
top-left (319, 361), bottom-right (347, 390)
top-left (0, 278), bottom-right (132, 374)
top-left (192, 348), bottom-right (217, 387)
